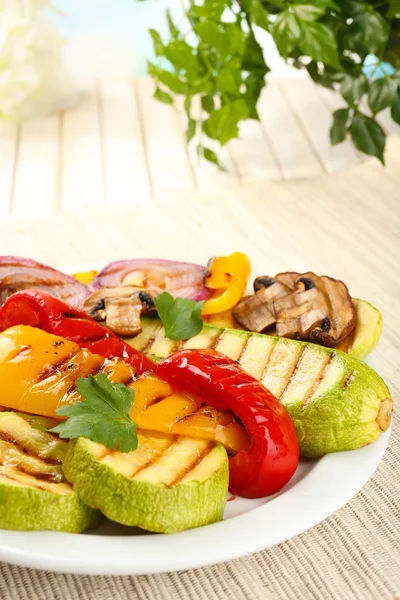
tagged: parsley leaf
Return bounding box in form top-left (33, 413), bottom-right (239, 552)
top-left (154, 292), bottom-right (204, 341)
top-left (50, 374), bottom-right (138, 453)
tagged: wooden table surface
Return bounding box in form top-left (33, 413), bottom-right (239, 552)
top-left (0, 82), bottom-right (399, 600)
top-left (1, 76), bottom-right (399, 218)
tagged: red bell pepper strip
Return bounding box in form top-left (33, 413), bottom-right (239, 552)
top-left (157, 349), bottom-right (299, 498)
top-left (0, 290), bottom-right (155, 375)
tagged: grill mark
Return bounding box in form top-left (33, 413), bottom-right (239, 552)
top-left (12, 345), bottom-right (32, 358)
top-left (65, 362), bottom-right (103, 395)
top-left (237, 334), bottom-right (253, 363)
top-left (175, 408), bottom-right (203, 424)
top-left (302, 353), bottom-right (335, 408)
top-left (0, 469), bottom-right (63, 492)
top-left (169, 443), bottom-right (214, 486)
top-left (278, 346), bottom-right (308, 400)
top-left (13, 463), bottom-right (63, 483)
top-left (144, 394), bottom-right (170, 409)
top-left (129, 437), bottom-right (177, 479)
top-left (96, 448), bottom-right (113, 461)
top-left (259, 341), bottom-right (278, 382)
top-left (343, 370), bottom-right (355, 387)
top-left (0, 431), bottom-right (62, 465)
top-left (141, 325), bottom-right (163, 353)
top-left (37, 353), bottom-right (76, 382)
top-left (211, 331), bottom-right (225, 350)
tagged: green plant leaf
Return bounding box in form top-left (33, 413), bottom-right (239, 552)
top-left (272, 11), bottom-right (301, 57)
top-left (186, 118), bottom-right (197, 143)
top-left (391, 87), bottom-right (400, 124)
top-left (330, 108), bottom-right (349, 144)
top-left (194, 20), bottom-right (226, 55)
top-left (340, 74), bottom-right (367, 105)
top-left (51, 374), bottom-right (138, 453)
top-left (247, 0), bottom-right (270, 30)
top-left (147, 62), bottom-right (186, 94)
top-left (244, 72), bottom-right (266, 119)
top-left (166, 9), bottom-right (179, 38)
top-left (165, 40), bottom-right (199, 72)
top-left (242, 34), bottom-right (270, 76)
top-left (299, 22), bottom-right (341, 68)
top-left (293, 4), bottom-right (325, 22)
top-left (198, 145), bottom-right (224, 168)
top-left (153, 87), bottom-right (174, 105)
top-left (347, 12), bottom-right (389, 55)
top-left (154, 292), bottom-right (204, 341)
top-left (201, 95), bottom-right (215, 113)
top-left (368, 77), bottom-right (397, 115)
top-left (149, 29), bottom-right (164, 57)
top-left (350, 112), bottom-right (386, 164)
top-left (216, 67), bottom-right (242, 95)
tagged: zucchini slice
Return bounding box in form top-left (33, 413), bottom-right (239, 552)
top-left (0, 411), bottom-right (101, 532)
top-left (63, 431), bottom-right (229, 533)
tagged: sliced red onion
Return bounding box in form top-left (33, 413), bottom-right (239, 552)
top-left (91, 259), bottom-right (211, 301)
top-left (0, 256), bottom-right (89, 308)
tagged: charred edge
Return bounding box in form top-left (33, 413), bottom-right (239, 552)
top-left (37, 353), bottom-right (77, 382)
top-left (169, 443), bottom-right (214, 486)
top-left (129, 437), bottom-right (178, 479)
top-left (0, 431), bottom-right (63, 465)
top-left (302, 353), bottom-right (336, 408)
top-left (279, 347), bottom-right (308, 400)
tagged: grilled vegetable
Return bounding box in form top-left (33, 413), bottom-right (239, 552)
top-left (0, 325), bottom-right (249, 455)
top-left (63, 431), bottom-right (228, 533)
top-left (91, 259), bottom-right (211, 301)
top-left (84, 286), bottom-right (157, 337)
top-left (336, 299), bottom-right (382, 359)
top-left (0, 411), bottom-right (100, 532)
top-left (202, 252), bottom-right (251, 315)
top-left (129, 318), bottom-right (392, 457)
top-left (234, 271), bottom-right (357, 347)
top-left (157, 350), bottom-right (299, 498)
top-left (0, 289), bottom-right (155, 374)
top-left (0, 256), bottom-right (89, 308)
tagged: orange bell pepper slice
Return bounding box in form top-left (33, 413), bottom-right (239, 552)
top-left (202, 252), bottom-right (251, 316)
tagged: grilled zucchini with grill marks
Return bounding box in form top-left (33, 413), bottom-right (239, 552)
top-left (63, 431), bottom-right (229, 533)
top-left (0, 411), bottom-right (101, 532)
top-left (129, 318), bottom-right (392, 457)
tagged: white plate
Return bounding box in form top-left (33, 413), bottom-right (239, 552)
top-left (0, 266), bottom-right (391, 575)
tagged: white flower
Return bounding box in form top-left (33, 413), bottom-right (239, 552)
top-left (0, 0), bottom-right (78, 121)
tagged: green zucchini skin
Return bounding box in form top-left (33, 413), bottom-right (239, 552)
top-left (0, 412), bottom-right (101, 532)
top-left (63, 433), bottom-right (229, 533)
top-left (128, 318), bottom-right (392, 458)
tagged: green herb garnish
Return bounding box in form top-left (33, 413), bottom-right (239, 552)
top-left (154, 291), bottom-right (204, 341)
top-left (50, 374), bottom-right (138, 453)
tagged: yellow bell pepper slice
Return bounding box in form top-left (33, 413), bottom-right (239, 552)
top-left (202, 252), bottom-right (251, 316)
top-left (0, 325), bottom-right (249, 455)
top-left (73, 270), bottom-right (98, 285)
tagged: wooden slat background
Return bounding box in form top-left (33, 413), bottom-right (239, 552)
top-left (3, 76), bottom-right (399, 217)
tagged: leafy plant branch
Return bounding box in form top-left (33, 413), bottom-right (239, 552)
top-left (142, 0), bottom-right (400, 166)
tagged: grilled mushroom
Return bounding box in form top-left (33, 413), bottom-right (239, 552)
top-left (83, 286), bottom-right (157, 337)
top-left (234, 271), bottom-right (356, 347)
top-left (233, 279), bottom-right (292, 332)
